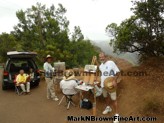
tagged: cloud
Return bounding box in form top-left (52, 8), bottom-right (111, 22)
top-left (0, 0), bottom-right (133, 40)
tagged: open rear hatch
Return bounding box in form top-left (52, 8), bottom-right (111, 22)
top-left (7, 51), bottom-right (37, 59)
top-left (6, 51), bottom-right (38, 82)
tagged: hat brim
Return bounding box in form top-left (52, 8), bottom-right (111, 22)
top-left (63, 75), bottom-right (75, 81)
top-left (104, 77), bottom-right (116, 92)
top-left (46, 56), bottom-right (53, 59)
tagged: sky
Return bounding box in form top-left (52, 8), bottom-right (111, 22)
top-left (0, 0), bottom-right (133, 41)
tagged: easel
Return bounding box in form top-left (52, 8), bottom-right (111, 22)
top-left (83, 56), bottom-right (99, 116)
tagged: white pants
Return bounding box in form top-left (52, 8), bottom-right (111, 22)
top-left (20, 82), bottom-right (30, 92)
top-left (45, 78), bottom-right (57, 99)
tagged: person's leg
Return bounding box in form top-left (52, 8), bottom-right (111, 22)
top-left (49, 78), bottom-right (58, 101)
top-left (45, 78), bottom-right (51, 99)
top-left (102, 88), bottom-right (110, 106)
top-left (20, 84), bottom-right (26, 92)
top-left (102, 88), bottom-right (112, 114)
top-left (109, 91), bottom-right (119, 123)
top-left (26, 82), bottom-right (30, 93)
top-left (113, 100), bottom-right (118, 114)
top-left (109, 91), bottom-right (118, 114)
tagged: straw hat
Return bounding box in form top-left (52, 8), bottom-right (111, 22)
top-left (46, 54), bottom-right (52, 59)
top-left (63, 69), bottom-right (75, 81)
top-left (45, 55), bottom-right (53, 61)
top-left (104, 77), bottom-right (117, 93)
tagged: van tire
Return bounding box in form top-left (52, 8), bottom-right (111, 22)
top-left (35, 82), bottom-right (39, 87)
top-left (2, 83), bottom-right (7, 90)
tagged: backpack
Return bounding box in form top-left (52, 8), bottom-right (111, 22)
top-left (80, 98), bottom-right (93, 110)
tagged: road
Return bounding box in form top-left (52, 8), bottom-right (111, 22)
top-left (0, 69), bottom-right (104, 123)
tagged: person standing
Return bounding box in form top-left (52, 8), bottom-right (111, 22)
top-left (43, 55), bottom-right (59, 101)
top-left (99, 52), bottom-right (120, 123)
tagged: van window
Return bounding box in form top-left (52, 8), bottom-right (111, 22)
top-left (8, 59), bottom-right (36, 73)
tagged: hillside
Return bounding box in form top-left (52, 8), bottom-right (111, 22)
top-left (92, 40), bottom-right (139, 65)
top-left (112, 57), bottom-right (164, 122)
top-left (77, 56), bottom-right (164, 123)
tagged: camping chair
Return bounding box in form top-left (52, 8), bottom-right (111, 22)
top-left (58, 94), bottom-right (76, 110)
top-left (13, 75), bottom-right (23, 96)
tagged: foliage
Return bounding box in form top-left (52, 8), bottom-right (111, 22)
top-left (0, 3), bottom-right (98, 68)
top-left (12, 3), bottom-right (70, 64)
top-left (68, 40), bottom-right (99, 68)
top-left (0, 33), bottom-right (22, 62)
top-left (106, 0), bottom-right (164, 59)
top-left (71, 26), bottom-right (84, 41)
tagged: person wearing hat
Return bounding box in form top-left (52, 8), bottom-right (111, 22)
top-left (99, 52), bottom-right (120, 123)
top-left (43, 55), bottom-right (59, 101)
top-left (60, 69), bottom-right (78, 95)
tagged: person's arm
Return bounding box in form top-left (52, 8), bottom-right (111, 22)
top-left (93, 56), bottom-right (100, 67)
top-left (43, 63), bottom-right (48, 72)
top-left (74, 80), bottom-right (78, 88)
top-left (47, 63), bottom-right (54, 72)
top-left (60, 80), bottom-right (63, 89)
top-left (25, 74), bottom-right (30, 82)
top-left (112, 72), bottom-right (120, 88)
top-left (16, 75), bottom-right (20, 84)
top-left (16, 75), bottom-right (23, 84)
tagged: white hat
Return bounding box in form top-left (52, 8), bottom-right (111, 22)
top-left (46, 55), bottom-right (52, 59)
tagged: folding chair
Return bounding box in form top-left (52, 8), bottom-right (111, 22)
top-left (13, 75), bottom-right (23, 96)
top-left (58, 94), bottom-right (76, 110)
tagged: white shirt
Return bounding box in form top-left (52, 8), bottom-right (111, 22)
top-left (43, 62), bottom-right (54, 78)
top-left (99, 60), bottom-right (120, 87)
top-left (60, 79), bottom-right (78, 95)
top-left (29, 72), bottom-right (34, 79)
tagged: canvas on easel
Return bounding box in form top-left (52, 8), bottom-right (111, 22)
top-left (83, 65), bottom-right (97, 85)
top-left (54, 62), bottom-right (65, 79)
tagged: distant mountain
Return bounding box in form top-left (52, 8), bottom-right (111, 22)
top-left (92, 40), bottom-right (139, 65)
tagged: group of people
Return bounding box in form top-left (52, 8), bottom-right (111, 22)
top-left (43, 52), bottom-right (120, 123)
top-left (16, 52), bottom-right (120, 123)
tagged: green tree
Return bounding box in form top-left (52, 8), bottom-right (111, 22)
top-left (106, 0), bottom-right (164, 59)
top-left (10, 2), bottom-right (98, 68)
top-left (68, 26), bottom-right (98, 68)
top-left (12, 3), bottom-right (70, 65)
top-left (67, 40), bottom-right (98, 68)
top-left (0, 33), bottom-right (21, 62)
top-left (71, 26), bottom-right (84, 41)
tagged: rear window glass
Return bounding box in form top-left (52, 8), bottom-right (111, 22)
top-left (7, 59), bottom-right (37, 73)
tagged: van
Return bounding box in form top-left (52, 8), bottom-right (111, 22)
top-left (2, 51), bottom-right (40, 90)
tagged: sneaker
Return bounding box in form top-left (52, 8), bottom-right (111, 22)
top-left (52, 97), bottom-right (59, 101)
top-left (113, 114), bottom-right (119, 123)
top-left (102, 106), bottom-right (112, 114)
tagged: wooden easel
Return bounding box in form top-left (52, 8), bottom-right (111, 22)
top-left (83, 56), bottom-right (98, 85)
top-left (83, 56), bottom-right (99, 116)
top-left (91, 56), bottom-right (98, 116)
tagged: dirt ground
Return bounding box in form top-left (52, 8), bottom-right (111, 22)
top-left (0, 69), bottom-right (115, 123)
top-left (0, 57), bottom-right (164, 123)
